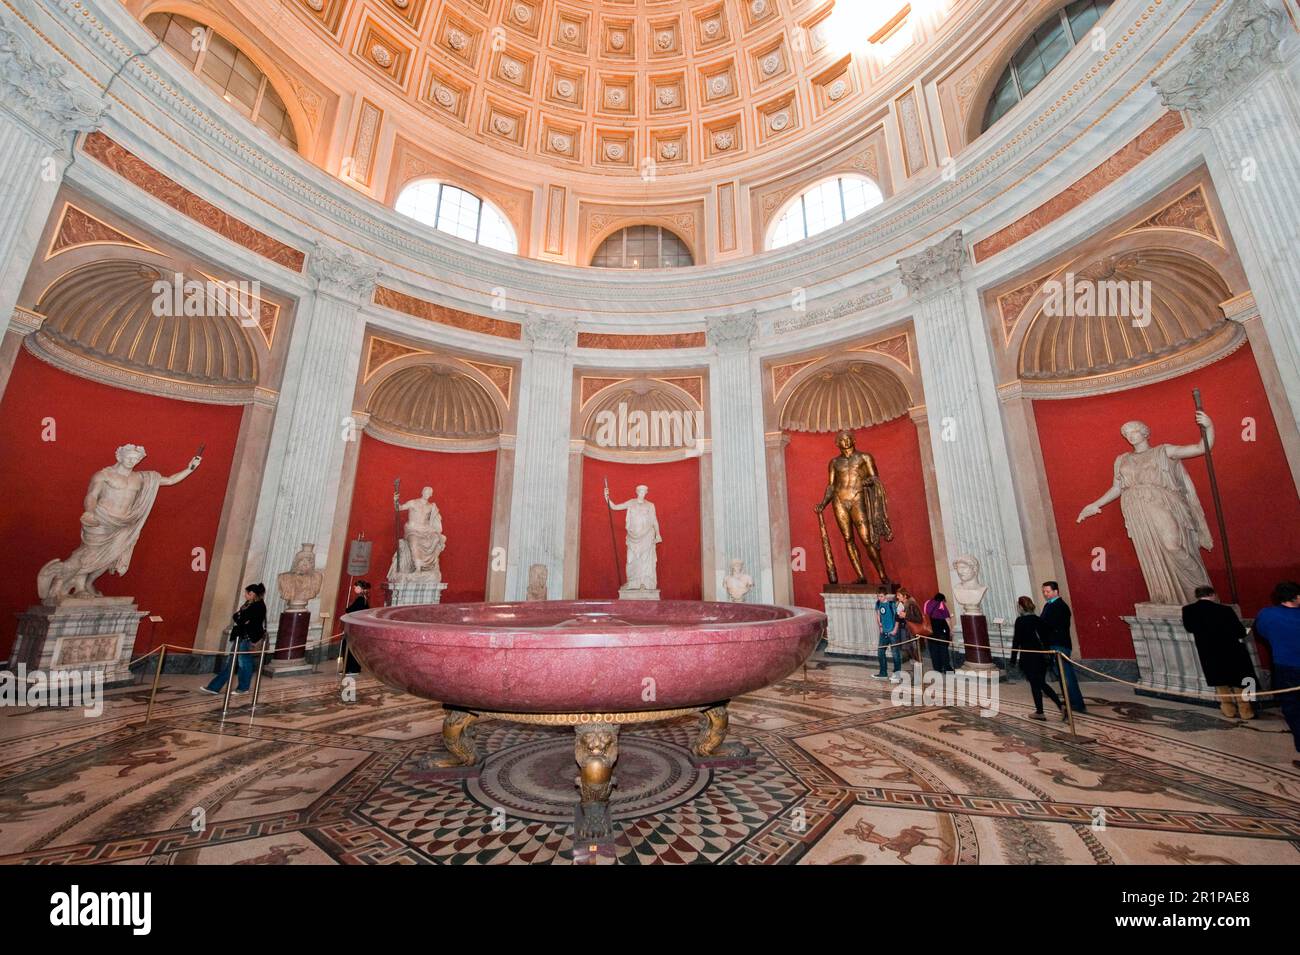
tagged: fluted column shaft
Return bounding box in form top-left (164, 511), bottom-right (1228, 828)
top-left (707, 314), bottom-right (771, 602)
top-left (0, 11), bottom-right (104, 336)
top-left (504, 316), bottom-right (576, 599)
top-left (247, 244), bottom-right (376, 620)
top-left (1155, 0), bottom-right (1300, 427)
top-left (903, 233), bottom-right (1029, 623)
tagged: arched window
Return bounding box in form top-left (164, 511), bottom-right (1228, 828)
top-left (766, 175), bottom-right (885, 250)
top-left (590, 226), bottom-right (694, 269)
top-left (395, 180), bottom-right (519, 254)
top-left (981, 1), bottom-right (1114, 132)
top-left (145, 13), bottom-right (299, 150)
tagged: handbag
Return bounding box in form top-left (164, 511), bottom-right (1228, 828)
top-left (904, 601), bottom-right (933, 638)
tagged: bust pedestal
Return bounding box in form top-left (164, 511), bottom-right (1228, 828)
top-left (821, 586), bottom-right (881, 657)
top-left (1123, 603), bottom-right (1263, 702)
top-left (388, 579), bottom-right (448, 606)
top-left (266, 609), bottom-right (313, 677)
top-left (10, 597), bottom-right (145, 687)
top-left (959, 614), bottom-right (996, 671)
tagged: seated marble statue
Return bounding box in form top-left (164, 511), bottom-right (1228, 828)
top-left (389, 486), bottom-right (446, 583)
top-left (38, 444), bottom-right (201, 603)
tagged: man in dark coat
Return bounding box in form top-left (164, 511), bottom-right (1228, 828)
top-left (1182, 585), bottom-right (1255, 719)
top-left (1039, 581), bottom-right (1085, 713)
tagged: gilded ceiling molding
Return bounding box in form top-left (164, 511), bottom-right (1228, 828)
top-left (580, 379), bottom-right (702, 451)
top-left (363, 336), bottom-right (431, 382)
top-left (80, 132), bottom-right (307, 272)
top-left (852, 333), bottom-right (913, 373)
top-left (971, 112), bottom-right (1186, 262)
top-left (460, 359), bottom-right (514, 407)
top-left (366, 362), bottom-right (504, 439)
top-left (375, 286), bottom-right (522, 340)
top-left (771, 358), bottom-right (820, 399)
top-left (46, 203), bottom-right (159, 258)
top-left (780, 360), bottom-right (913, 433)
top-left (655, 376), bottom-right (704, 408)
top-left (364, 419), bottom-right (506, 454)
top-left (1123, 185), bottom-right (1222, 244)
top-left (576, 331), bottom-right (707, 350)
top-left (579, 376), bottom-right (632, 407)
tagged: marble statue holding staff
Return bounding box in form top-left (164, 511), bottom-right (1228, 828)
top-left (38, 444), bottom-right (202, 602)
top-left (604, 484), bottom-right (662, 592)
top-left (390, 485), bottom-right (446, 583)
top-left (1076, 412), bottom-right (1215, 605)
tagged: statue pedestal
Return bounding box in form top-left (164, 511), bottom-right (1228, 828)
top-left (821, 590), bottom-right (881, 657)
top-left (388, 579), bottom-right (448, 607)
top-left (267, 610), bottom-right (313, 677)
top-left (958, 614), bottom-right (996, 671)
top-left (10, 598), bottom-right (145, 687)
top-left (1123, 603), bottom-right (1263, 701)
top-left (618, 588), bottom-right (660, 601)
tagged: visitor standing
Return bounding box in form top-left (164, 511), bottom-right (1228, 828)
top-left (202, 583), bottom-right (266, 696)
top-left (1180, 585), bottom-right (1255, 719)
top-left (1253, 581), bottom-right (1300, 768)
top-left (874, 584), bottom-right (904, 683)
top-left (924, 593), bottom-right (953, 673)
top-left (1011, 597), bottom-right (1064, 721)
top-left (897, 587), bottom-right (926, 666)
top-left (1039, 581), bottom-right (1086, 713)
top-left (343, 580), bottom-right (371, 674)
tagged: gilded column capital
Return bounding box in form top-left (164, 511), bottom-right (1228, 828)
top-left (898, 231), bottom-right (966, 301)
top-left (1152, 0), bottom-right (1286, 122)
top-left (0, 12), bottom-right (105, 147)
top-left (308, 241), bottom-right (379, 304)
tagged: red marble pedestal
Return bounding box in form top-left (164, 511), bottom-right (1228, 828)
top-left (959, 614), bottom-right (996, 670)
top-left (274, 610), bottom-right (310, 661)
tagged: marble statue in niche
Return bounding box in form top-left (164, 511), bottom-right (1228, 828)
top-left (605, 484), bottom-right (661, 593)
top-left (389, 486), bottom-right (446, 584)
top-left (723, 559), bottom-right (754, 602)
top-left (38, 444), bottom-right (202, 603)
top-left (277, 543), bottom-right (323, 611)
top-left (1076, 412), bottom-right (1215, 605)
top-left (952, 554), bottom-right (987, 615)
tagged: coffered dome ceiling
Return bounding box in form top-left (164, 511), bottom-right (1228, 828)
top-left (180, 0), bottom-right (956, 178)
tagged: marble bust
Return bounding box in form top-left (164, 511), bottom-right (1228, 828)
top-left (277, 543), bottom-right (323, 611)
top-left (605, 484), bottom-right (661, 592)
top-left (952, 554), bottom-right (988, 616)
top-left (389, 486), bottom-right (446, 583)
top-left (723, 559), bottom-right (754, 603)
top-left (38, 444), bottom-right (201, 603)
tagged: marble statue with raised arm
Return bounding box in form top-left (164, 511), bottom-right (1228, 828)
top-left (1077, 412), bottom-right (1215, 605)
top-left (604, 484), bottom-right (661, 592)
top-left (38, 444), bottom-right (201, 603)
top-left (389, 486), bottom-right (446, 583)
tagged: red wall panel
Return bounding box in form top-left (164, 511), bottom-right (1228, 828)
top-left (1034, 343), bottom-right (1300, 658)
top-left (334, 434), bottom-right (497, 620)
top-left (784, 419), bottom-right (939, 611)
top-left (0, 350), bottom-right (243, 657)
top-left (579, 457), bottom-right (702, 600)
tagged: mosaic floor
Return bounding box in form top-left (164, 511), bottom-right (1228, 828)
top-left (1, 655), bottom-right (1298, 864)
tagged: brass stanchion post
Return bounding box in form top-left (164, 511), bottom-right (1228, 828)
top-left (249, 639), bottom-right (268, 723)
top-left (220, 644), bottom-right (238, 721)
top-left (1056, 650), bottom-right (1079, 737)
top-left (144, 646), bottom-right (166, 725)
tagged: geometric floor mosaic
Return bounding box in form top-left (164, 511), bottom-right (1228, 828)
top-left (2, 654), bottom-right (1297, 864)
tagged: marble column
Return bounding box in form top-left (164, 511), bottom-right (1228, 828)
top-left (1154, 0), bottom-right (1300, 428)
top-left (707, 313), bottom-right (772, 602)
top-left (764, 432), bottom-right (793, 605)
top-left (247, 243), bottom-right (376, 624)
top-left (901, 232), bottom-right (1030, 627)
top-left (0, 11), bottom-right (104, 391)
top-left (504, 315), bottom-right (577, 600)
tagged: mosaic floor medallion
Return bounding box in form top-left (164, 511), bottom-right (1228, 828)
top-left (466, 726), bottom-right (709, 823)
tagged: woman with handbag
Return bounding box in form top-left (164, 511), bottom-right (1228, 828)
top-left (923, 593), bottom-right (954, 673)
top-left (1010, 596), bottom-right (1065, 721)
top-left (897, 587), bottom-right (930, 668)
top-left (201, 583), bottom-right (267, 696)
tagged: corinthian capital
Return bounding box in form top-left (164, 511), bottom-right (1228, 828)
top-left (0, 12), bottom-right (105, 146)
top-left (524, 313), bottom-right (577, 351)
top-left (707, 310), bottom-right (758, 351)
top-left (308, 241), bottom-right (378, 303)
top-left (898, 231), bottom-right (966, 301)
top-left (1152, 0), bottom-right (1286, 121)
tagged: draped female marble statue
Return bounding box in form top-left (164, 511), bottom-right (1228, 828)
top-left (604, 484), bottom-right (662, 592)
top-left (389, 486), bottom-right (446, 583)
top-left (38, 444), bottom-right (202, 602)
top-left (1076, 412), bottom-right (1215, 605)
